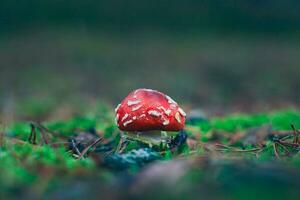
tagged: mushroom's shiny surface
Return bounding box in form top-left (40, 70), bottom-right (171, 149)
top-left (115, 88), bottom-right (186, 132)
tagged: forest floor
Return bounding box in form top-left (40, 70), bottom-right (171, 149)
top-left (1, 107), bottom-right (300, 200)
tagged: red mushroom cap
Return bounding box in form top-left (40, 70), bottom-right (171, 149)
top-left (115, 88), bottom-right (186, 132)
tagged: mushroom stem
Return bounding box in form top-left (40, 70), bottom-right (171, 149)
top-left (124, 131), bottom-right (178, 148)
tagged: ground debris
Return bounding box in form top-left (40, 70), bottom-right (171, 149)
top-left (103, 148), bottom-right (162, 170)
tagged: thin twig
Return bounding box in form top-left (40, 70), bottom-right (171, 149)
top-left (255, 149), bottom-right (264, 158)
top-left (273, 143), bottom-right (280, 159)
top-left (118, 142), bottom-right (128, 154)
top-left (278, 140), bottom-right (300, 147)
top-left (291, 124), bottom-right (300, 143)
top-left (28, 123), bottom-right (37, 144)
top-left (115, 133), bottom-right (126, 153)
top-left (36, 123), bottom-right (59, 137)
top-left (29, 122), bottom-right (50, 145)
top-left (276, 142), bottom-right (290, 156)
top-left (71, 139), bottom-right (81, 155)
top-left (214, 143), bottom-right (231, 149)
top-left (38, 125), bottom-right (49, 145)
top-left (216, 147), bottom-right (261, 153)
top-left (214, 143), bottom-right (261, 153)
top-left (77, 137), bottom-right (103, 160)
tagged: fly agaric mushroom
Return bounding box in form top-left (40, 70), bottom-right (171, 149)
top-left (115, 88), bottom-right (186, 134)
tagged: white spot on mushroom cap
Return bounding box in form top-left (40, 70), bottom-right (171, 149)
top-left (165, 109), bottom-right (172, 116)
top-left (158, 106), bottom-right (172, 116)
top-left (143, 88), bottom-right (156, 93)
top-left (115, 114), bottom-right (119, 124)
top-left (134, 89), bottom-right (140, 94)
top-left (158, 106), bottom-right (168, 113)
top-left (138, 114), bottom-right (146, 119)
top-left (148, 110), bottom-right (161, 117)
top-left (132, 104), bottom-right (143, 111)
top-left (134, 88), bottom-right (158, 96)
top-left (115, 104), bottom-right (121, 113)
top-left (121, 113), bottom-right (129, 121)
top-left (165, 95), bottom-right (177, 105)
top-left (123, 120), bottom-right (133, 127)
top-left (175, 112), bottom-right (181, 123)
top-left (132, 116), bottom-right (137, 120)
top-left (162, 118), bottom-right (170, 126)
top-left (170, 104), bottom-right (177, 109)
top-left (127, 99), bottom-right (141, 106)
top-left (158, 106), bottom-right (166, 111)
top-left (178, 107), bottom-right (186, 117)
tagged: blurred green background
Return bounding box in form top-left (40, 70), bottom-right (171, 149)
top-left (1, 0), bottom-right (300, 120)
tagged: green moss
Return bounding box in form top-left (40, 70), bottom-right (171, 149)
top-left (270, 110), bottom-right (300, 130)
top-left (196, 109), bottom-right (300, 134)
top-left (46, 116), bottom-right (97, 136)
top-left (2, 108), bottom-right (300, 198)
top-left (6, 123), bottom-right (32, 140)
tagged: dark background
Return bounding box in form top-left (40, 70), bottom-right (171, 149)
top-left (1, 0), bottom-right (300, 120)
